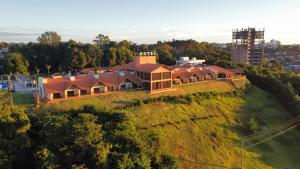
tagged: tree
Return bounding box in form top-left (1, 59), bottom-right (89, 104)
top-left (0, 109), bottom-right (31, 169)
top-left (35, 113), bottom-right (110, 168)
top-left (46, 65), bottom-right (51, 76)
top-left (117, 46), bottom-right (134, 65)
top-left (215, 60), bottom-right (237, 69)
top-left (93, 34), bottom-right (110, 48)
top-left (86, 45), bottom-right (103, 68)
top-left (157, 49), bottom-right (175, 65)
top-left (66, 47), bottom-right (88, 71)
top-left (3, 52), bottom-right (29, 75)
top-left (102, 47), bottom-right (117, 66)
top-left (37, 31), bottom-right (61, 45)
top-left (158, 154), bottom-right (179, 169)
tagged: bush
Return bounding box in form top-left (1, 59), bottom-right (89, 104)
top-left (158, 154), bottom-right (179, 169)
top-left (186, 94), bottom-right (193, 103)
top-left (248, 118), bottom-right (258, 133)
top-left (136, 99), bottom-right (144, 106)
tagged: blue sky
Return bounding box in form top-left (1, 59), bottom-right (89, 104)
top-left (1, 0), bottom-right (300, 44)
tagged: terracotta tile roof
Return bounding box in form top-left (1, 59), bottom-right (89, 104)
top-left (172, 69), bottom-right (191, 80)
top-left (285, 51), bottom-right (300, 56)
top-left (98, 71), bottom-right (143, 87)
top-left (227, 69), bottom-right (244, 74)
top-left (190, 67), bottom-right (209, 77)
top-left (205, 65), bottom-right (234, 76)
top-left (112, 62), bottom-right (134, 71)
top-left (43, 71), bottom-right (143, 94)
top-left (172, 67), bottom-right (209, 80)
top-left (113, 62), bottom-right (172, 73)
top-left (134, 64), bottom-right (172, 72)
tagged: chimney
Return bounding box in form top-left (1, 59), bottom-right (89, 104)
top-left (93, 74), bottom-right (100, 79)
top-left (68, 76), bottom-right (75, 81)
top-left (118, 71), bottom-right (125, 76)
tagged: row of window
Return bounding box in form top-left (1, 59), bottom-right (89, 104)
top-left (152, 72), bottom-right (171, 81)
top-left (136, 72), bottom-right (151, 80)
top-left (152, 80), bottom-right (172, 90)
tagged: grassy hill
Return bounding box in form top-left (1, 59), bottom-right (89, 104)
top-left (120, 85), bottom-right (300, 169)
top-left (2, 79), bottom-right (300, 168)
top-left (37, 80), bottom-right (245, 113)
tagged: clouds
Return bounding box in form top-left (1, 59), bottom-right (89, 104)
top-left (0, 25), bottom-right (233, 44)
top-left (0, 24), bottom-right (297, 44)
top-left (0, 31), bottom-right (39, 42)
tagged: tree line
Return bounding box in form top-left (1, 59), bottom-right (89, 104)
top-left (244, 65), bottom-right (300, 115)
top-left (0, 31), bottom-right (230, 75)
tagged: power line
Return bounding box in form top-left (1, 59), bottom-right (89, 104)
top-left (242, 114), bottom-right (300, 140)
top-left (245, 123), bottom-right (299, 149)
top-left (239, 114), bottom-right (300, 168)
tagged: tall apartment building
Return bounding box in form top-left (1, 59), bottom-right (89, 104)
top-left (231, 28), bottom-right (264, 65)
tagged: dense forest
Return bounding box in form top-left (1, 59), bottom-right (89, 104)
top-left (0, 31), bottom-right (231, 75)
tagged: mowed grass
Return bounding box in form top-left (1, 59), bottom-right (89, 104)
top-left (121, 86), bottom-right (300, 169)
top-left (37, 80), bottom-right (241, 113)
top-left (0, 91), bottom-right (34, 111)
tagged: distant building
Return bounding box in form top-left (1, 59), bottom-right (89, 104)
top-left (266, 39), bottom-right (280, 49)
top-left (16, 74), bottom-right (36, 88)
top-left (13, 74), bottom-right (36, 92)
top-left (216, 43), bottom-right (228, 49)
top-left (0, 47), bottom-right (8, 58)
top-left (231, 28), bottom-right (264, 65)
top-left (176, 57), bottom-right (205, 65)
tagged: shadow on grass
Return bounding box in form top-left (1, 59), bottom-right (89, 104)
top-left (12, 92), bottom-right (34, 105)
top-left (137, 114), bottom-right (220, 130)
top-left (216, 86), bottom-right (300, 169)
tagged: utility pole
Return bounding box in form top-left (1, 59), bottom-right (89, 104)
top-left (241, 140), bottom-right (244, 169)
top-left (8, 75), bottom-right (14, 112)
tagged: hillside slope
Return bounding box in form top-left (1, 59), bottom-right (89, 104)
top-left (122, 86), bottom-right (300, 169)
top-left (3, 79), bottom-right (299, 168)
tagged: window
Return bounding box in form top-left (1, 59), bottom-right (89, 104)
top-left (94, 88), bottom-right (101, 93)
top-left (53, 93), bottom-right (62, 99)
top-left (152, 80), bottom-right (171, 90)
top-left (145, 82), bottom-right (151, 90)
top-left (137, 72), bottom-right (150, 80)
top-left (152, 73), bottom-right (162, 81)
top-left (163, 72), bottom-right (171, 79)
top-left (67, 91), bottom-right (75, 97)
top-left (145, 73), bottom-right (150, 80)
top-left (162, 81), bottom-right (171, 88)
top-left (81, 90), bottom-right (88, 95)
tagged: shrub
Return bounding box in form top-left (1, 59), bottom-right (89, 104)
top-left (158, 154), bottom-right (179, 169)
top-left (248, 118), bottom-right (258, 133)
top-left (136, 99), bottom-right (144, 106)
top-left (186, 94), bottom-right (193, 103)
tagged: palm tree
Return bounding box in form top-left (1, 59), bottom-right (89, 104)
top-left (46, 65), bottom-right (51, 76)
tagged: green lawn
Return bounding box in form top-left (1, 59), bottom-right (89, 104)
top-left (37, 80), bottom-right (244, 113)
top-left (0, 91), bottom-right (34, 112)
